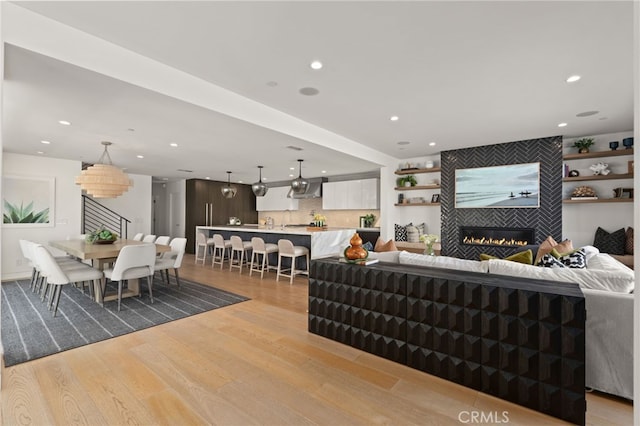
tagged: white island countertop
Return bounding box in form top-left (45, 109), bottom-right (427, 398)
top-left (196, 225), bottom-right (356, 259)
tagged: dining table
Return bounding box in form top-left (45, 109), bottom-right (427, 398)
top-left (49, 238), bottom-right (171, 304)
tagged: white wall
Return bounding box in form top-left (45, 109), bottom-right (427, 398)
top-left (95, 173), bottom-right (152, 239)
top-left (2, 153), bottom-right (82, 280)
top-left (562, 131), bottom-right (634, 247)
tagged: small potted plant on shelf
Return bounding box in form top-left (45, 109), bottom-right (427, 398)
top-left (573, 137), bottom-right (595, 154)
top-left (396, 174), bottom-right (418, 187)
top-left (363, 213), bottom-right (376, 228)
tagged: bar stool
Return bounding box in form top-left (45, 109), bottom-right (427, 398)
top-left (276, 239), bottom-right (309, 284)
top-left (212, 234), bottom-right (232, 269)
top-left (195, 232), bottom-right (215, 264)
top-left (229, 235), bottom-right (253, 273)
top-left (249, 237), bottom-right (278, 279)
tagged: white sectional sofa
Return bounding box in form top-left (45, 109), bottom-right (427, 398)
top-left (369, 248), bottom-right (634, 400)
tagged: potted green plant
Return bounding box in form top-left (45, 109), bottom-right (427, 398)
top-left (396, 174), bottom-right (417, 187)
top-left (86, 225), bottom-right (118, 244)
top-left (363, 213), bottom-right (376, 227)
top-left (573, 137), bottom-right (595, 154)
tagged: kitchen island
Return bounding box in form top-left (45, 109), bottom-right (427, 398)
top-left (195, 225), bottom-right (356, 265)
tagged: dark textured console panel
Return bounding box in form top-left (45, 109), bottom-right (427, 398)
top-left (309, 259), bottom-right (585, 425)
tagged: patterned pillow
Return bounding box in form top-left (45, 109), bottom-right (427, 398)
top-left (537, 253), bottom-right (566, 268)
top-left (593, 227), bottom-right (625, 255)
top-left (406, 225), bottom-right (420, 242)
top-left (625, 227), bottom-right (634, 255)
top-left (394, 223), bottom-right (411, 242)
top-left (552, 248), bottom-right (587, 269)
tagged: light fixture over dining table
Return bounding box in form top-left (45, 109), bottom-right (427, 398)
top-left (75, 141), bottom-right (133, 198)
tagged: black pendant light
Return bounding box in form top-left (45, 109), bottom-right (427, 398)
top-left (221, 171), bottom-right (237, 199)
top-left (252, 166), bottom-right (268, 197)
top-left (290, 159), bottom-right (309, 194)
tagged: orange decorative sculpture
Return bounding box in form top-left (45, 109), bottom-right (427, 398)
top-left (344, 232), bottom-right (368, 260)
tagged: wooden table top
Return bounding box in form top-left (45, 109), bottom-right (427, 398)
top-left (49, 239), bottom-right (171, 260)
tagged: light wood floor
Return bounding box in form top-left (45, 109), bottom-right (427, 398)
top-left (2, 254), bottom-right (633, 425)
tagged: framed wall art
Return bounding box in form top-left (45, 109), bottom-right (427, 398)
top-left (2, 175), bottom-right (55, 227)
top-left (455, 162), bottom-right (540, 208)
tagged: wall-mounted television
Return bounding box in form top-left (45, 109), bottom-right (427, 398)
top-left (455, 162), bottom-right (540, 208)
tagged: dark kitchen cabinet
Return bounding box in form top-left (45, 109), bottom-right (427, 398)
top-left (185, 179), bottom-right (257, 253)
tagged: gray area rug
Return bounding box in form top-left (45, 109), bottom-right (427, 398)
top-left (1, 276), bottom-right (249, 367)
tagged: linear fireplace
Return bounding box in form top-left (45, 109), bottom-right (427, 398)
top-left (460, 226), bottom-right (535, 247)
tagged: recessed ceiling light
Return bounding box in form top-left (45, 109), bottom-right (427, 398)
top-left (170, 143), bottom-right (178, 147)
top-left (41, 140), bottom-right (51, 144)
top-left (299, 87), bottom-right (320, 96)
top-left (397, 141), bottom-right (410, 145)
top-left (390, 116), bottom-right (399, 121)
top-left (238, 180), bottom-right (243, 183)
top-left (566, 75), bottom-right (581, 83)
top-left (558, 122), bottom-right (568, 127)
top-left (289, 174), bottom-right (294, 177)
top-left (58, 120), bottom-right (71, 126)
top-left (205, 177), bottom-right (211, 180)
top-left (137, 155), bottom-right (144, 159)
top-left (310, 60), bottom-right (323, 70)
top-left (289, 167), bottom-right (295, 170)
top-left (36, 151), bottom-right (44, 154)
top-left (429, 142), bottom-right (436, 146)
top-left (321, 170), bottom-right (327, 174)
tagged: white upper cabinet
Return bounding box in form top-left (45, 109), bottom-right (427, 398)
top-left (256, 186), bottom-right (299, 211)
top-left (322, 178), bottom-right (379, 210)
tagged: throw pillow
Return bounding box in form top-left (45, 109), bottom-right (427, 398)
top-left (625, 227), bottom-right (634, 255)
top-left (593, 227), bottom-right (626, 255)
top-left (374, 238), bottom-right (398, 252)
top-left (362, 241), bottom-right (374, 252)
top-left (534, 236), bottom-right (573, 265)
top-left (394, 223), bottom-right (411, 242)
top-left (406, 225), bottom-right (420, 243)
top-left (550, 247), bottom-right (587, 269)
top-left (537, 253), bottom-right (566, 268)
top-left (479, 249), bottom-right (533, 265)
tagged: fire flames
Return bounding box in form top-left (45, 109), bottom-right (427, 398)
top-left (462, 236), bottom-right (528, 247)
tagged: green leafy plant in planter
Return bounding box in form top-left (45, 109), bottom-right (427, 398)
top-left (573, 137), bottom-right (595, 154)
top-left (2, 200), bottom-right (49, 224)
top-left (363, 213), bottom-right (376, 227)
top-left (396, 174), bottom-right (418, 187)
top-left (86, 225), bottom-right (118, 244)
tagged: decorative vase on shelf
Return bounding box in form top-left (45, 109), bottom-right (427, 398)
top-left (609, 141), bottom-right (619, 151)
top-left (579, 148), bottom-right (589, 154)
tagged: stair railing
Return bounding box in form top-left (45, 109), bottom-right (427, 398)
top-left (81, 195), bottom-right (131, 238)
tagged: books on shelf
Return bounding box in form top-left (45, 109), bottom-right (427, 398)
top-left (570, 196), bottom-right (598, 200)
top-left (338, 258), bottom-right (380, 266)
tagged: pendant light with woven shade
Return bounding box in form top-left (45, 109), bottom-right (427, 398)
top-left (252, 166), bottom-right (268, 197)
top-left (221, 171), bottom-right (237, 199)
top-left (75, 141), bottom-right (133, 198)
top-left (290, 159), bottom-right (309, 194)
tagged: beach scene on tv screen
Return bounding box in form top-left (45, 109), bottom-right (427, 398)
top-left (455, 162), bottom-right (540, 208)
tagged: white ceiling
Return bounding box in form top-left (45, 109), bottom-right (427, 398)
top-left (2, 1), bottom-right (635, 184)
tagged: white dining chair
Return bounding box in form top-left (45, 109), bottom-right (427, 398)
top-left (142, 234), bottom-right (157, 243)
top-left (154, 236), bottom-right (171, 246)
top-left (195, 232), bottom-right (215, 264)
top-left (155, 237), bottom-right (187, 287)
top-left (276, 239), bottom-right (309, 284)
top-left (249, 237), bottom-right (278, 279)
top-left (33, 244), bottom-right (104, 316)
top-left (132, 233), bottom-right (144, 241)
top-left (211, 234), bottom-right (232, 269)
top-left (102, 244), bottom-right (156, 311)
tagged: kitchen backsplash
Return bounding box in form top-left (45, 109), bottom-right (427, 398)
top-left (258, 198), bottom-right (380, 228)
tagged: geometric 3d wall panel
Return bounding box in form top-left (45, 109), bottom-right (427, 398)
top-left (309, 259), bottom-right (585, 425)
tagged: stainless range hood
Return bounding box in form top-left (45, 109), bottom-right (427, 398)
top-left (287, 178), bottom-right (326, 199)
